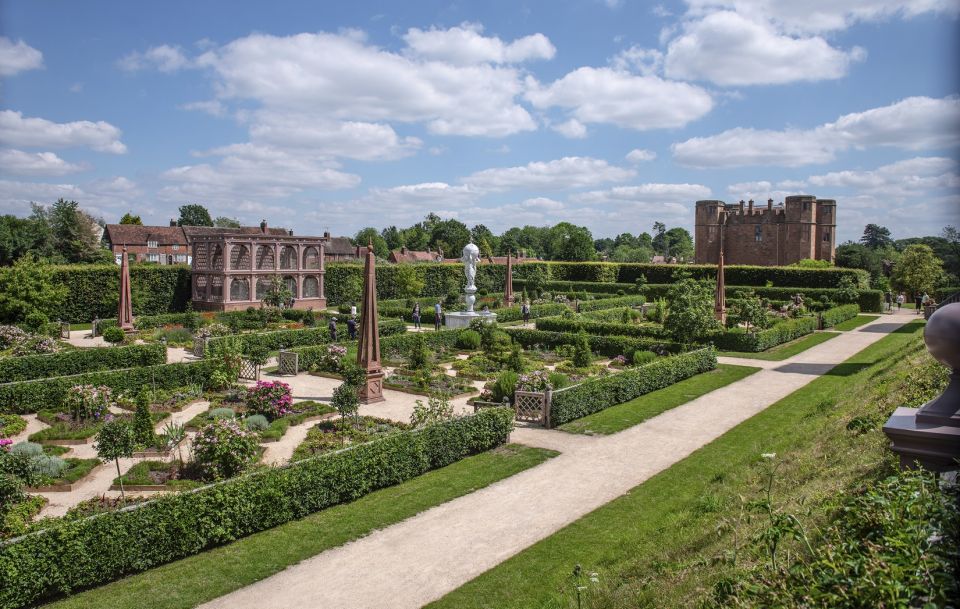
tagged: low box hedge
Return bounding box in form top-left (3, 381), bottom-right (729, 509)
top-left (0, 407), bottom-right (514, 608)
top-left (549, 348), bottom-right (717, 426)
top-left (712, 316), bottom-right (819, 352)
top-left (0, 343), bottom-right (167, 383)
top-left (207, 319), bottom-right (407, 354)
top-left (535, 316), bottom-right (666, 339)
top-left (819, 304), bottom-right (860, 328)
top-left (0, 361), bottom-right (212, 415)
top-left (504, 328), bottom-right (681, 357)
top-left (513, 279), bottom-right (638, 295)
top-left (636, 285), bottom-right (882, 313)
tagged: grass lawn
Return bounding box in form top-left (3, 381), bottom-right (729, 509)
top-left (716, 330), bottom-right (838, 361)
top-left (40, 443), bottom-right (557, 609)
top-left (831, 314), bottom-right (879, 331)
top-left (427, 321), bottom-right (927, 609)
top-left (558, 364), bottom-right (761, 435)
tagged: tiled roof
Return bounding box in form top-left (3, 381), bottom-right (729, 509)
top-left (104, 224), bottom-right (187, 246)
top-left (389, 248), bottom-right (443, 263)
top-left (326, 236), bottom-right (357, 255)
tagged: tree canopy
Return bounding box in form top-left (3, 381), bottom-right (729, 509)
top-left (119, 213), bottom-right (142, 225)
top-left (891, 244), bottom-right (943, 295)
top-left (860, 224), bottom-right (894, 249)
top-left (177, 204), bottom-right (213, 227)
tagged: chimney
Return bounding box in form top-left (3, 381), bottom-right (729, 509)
top-left (260, 219), bottom-right (268, 233)
top-left (738, 200), bottom-right (745, 213)
top-left (169, 219), bottom-right (177, 227)
top-left (748, 199), bottom-right (754, 214)
top-left (287, 229), bottom-right (293, 236)
top-left (767, 198), bottom-right (773, 212)
top-left (400, 246), bottom-right (407, 254)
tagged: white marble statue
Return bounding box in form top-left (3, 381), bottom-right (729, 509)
top-left (462, 242), bottom-right (480, 290)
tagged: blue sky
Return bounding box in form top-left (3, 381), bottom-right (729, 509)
top-left (1, 0), bottom-right (958, 243)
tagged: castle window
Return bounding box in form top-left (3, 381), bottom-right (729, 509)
top-left (823, 230), bottom-right (831, 242)
top-left (802, 201), bottom-right (810, 211)
top-left (754, 225), bottom-right (762, 242)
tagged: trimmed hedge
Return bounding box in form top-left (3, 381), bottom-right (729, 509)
top-left (0, 264), bottom-right (193, 324)
top-left (636, 284), bottom-right (883, 313)
top-left (549, 348), bottom-right (717, 426)
top-left (504, 328), bottom-right (681, 357)
top-left (535, 316), bottom-right (666, 339)
top-left (819, 304), bottom-right (860, 328)
top-left (0, 361), bottom-right (211, 415)
top-left (290, 329), bottom-right (467, 367)
top-left (712, 316), bottom-right (819, 352)
top-left (576, 295), bottom-right (646, 312)
top-left (514, 279), bottom-right (637, 295)
top-left (206, 319), bottom-right (407, 354)
top-left (0, 343), bottom-right (166, 383)
top-left (0, 408), bottom-right (514, 608)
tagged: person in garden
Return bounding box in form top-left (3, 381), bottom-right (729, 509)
top-left (328, 317), bottom-right (338, 341)
top-left (884, 291), bottom-right (892, 312)
top-left (347, 316), bottom-right (357, 340)
top-left (350, 302), bottom-right (357, 317)
top-left (412, 302), bottom-right (421, 329)
top-left (434, 301), bottom-right (442, 331)
top-left (896, 292), bottom-right (905, 311)
top-left (915, 292), bottom-right (923, 315)
top-left (522, 300), bottom-right (531, 324)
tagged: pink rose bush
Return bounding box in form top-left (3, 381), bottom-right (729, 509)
top-left (518, 370), bottom-right (552, 392)
top-left (245, 381), bottom-right (293, 420)
top-left (191, 419), bottom-right (260, 480)
top-left (317, 344), bottom-right (347, 373)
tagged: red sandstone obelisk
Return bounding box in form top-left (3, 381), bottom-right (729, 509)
top-left (357, 240), bottom-right (385, 404)
top-left (714, 229), bottom-right (727, 324)
top-left (118, 246), bottom-right (135, 332)
top-left (504, 250), bottom-right (514, 306)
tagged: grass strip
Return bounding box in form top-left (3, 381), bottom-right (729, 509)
top-left (558, 364), bottom-right (760, 435)
top-left (831, 314), bottom-right (879, 331)
top-left (716, 331), bottom-right (838, 361)
top-left (428, 321), bottom-right (925, 609)
top-left (40, 444), bottom-right (557, 609)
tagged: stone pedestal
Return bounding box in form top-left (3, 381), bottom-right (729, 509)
top-left (358, 370), bottom-right (385, 404)
top-left (882, 407), bottom-right (960, 471)
top-left (445, 311), bottom-right (497, 329)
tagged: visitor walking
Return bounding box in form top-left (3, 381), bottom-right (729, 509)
top-left (921, 292), bottom-right (930, 313)
top-left (915, 292), bottom-right (923, 315)
top-left (896, 292), bottom-right (904, 311)
top-left (328, 317), bottom-right (338, 341)
top-left (350, 302), bottom-right (357, 317)
top-left (412, 303), bottom-right (421, 329)
top-left (884, 291), bottom-right (892, 312)
top-left (521, 300), bottom-right (530, 324)
top-left (434, 301), bottom-right (442, 331)
top-left (347, 316), bottom-right (357, 340)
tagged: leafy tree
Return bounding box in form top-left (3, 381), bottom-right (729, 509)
top-left (262, 276), bottom-right (293, 308)
top-left (394, 264), bottom-right (424, 300)
top-left (729, 290), bottom-right (771, 332)
top-left (177, 204), bottom-right (213, 227)
top-left (664, 227), bottom-right (694, 261)
top-left (46, 199), bottom-right (107, 263)
top-left (213, 216), bottom-right (241, 228)
top-left (332, 379), bottom-right (360, 430)
top-left (614, 233), bottom-right (637, 248)
top-left (664, 278), bottom-right (721, 345)
top-left (637, 232), bottom-right (654, 250)
top-left (94, 419), bottom-right (136, 500)
top-left (118, 213), bottom-right (142, 225)
top-left (545, 222), bottom-right (595, 261)
top-left (835, 275), bottom-right (861, 304)
top-left (471, 224), bottom-right (499, 255)
top-left (610, 244), bottom-right (653, 262)
top-left (353, 227), bottom-right (389, 258)
top-left (0, 255), bottom-right (67, 323)
top-left (593, 237), bottom-right (615, 256)
top-left (429, 218), bottom-right (471, 257)
top-left (791, 258), bottom-right (832, 268)
top-left (401, 224), bottom-right (430, 251)
top-left (0, 214), bottom-right (53, 265)
top-left (860, 224), bottom-right (893, 249)
top-left (891, 244), bottom-right (943, 295)
top-left (381, 226), bottom-right (404, 250)
top-left (652, 222), bottom-right (667, 256)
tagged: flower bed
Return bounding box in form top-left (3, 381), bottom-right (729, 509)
top-left (383, 371), bottom-right (476, 397)
top-left (0, 414), bottom-right (27, 439)
top-left (24, 458), bottom-right (101, 492)
top-left (110, 460), bottom-right (206, 492)
top-left (291, 416), bottom-right (409, 461)
top-left (258, 401), bottom-right (336, 442)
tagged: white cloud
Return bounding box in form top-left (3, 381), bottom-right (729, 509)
top-left (610, 46), bottom-right (663, 75)
top-left (552, 119), bottom-right (588, 139)
top-left (0, 149), bottom-right (87, 176)
top-left (672, 96), bottom-right (960, 167)
top-left (247, 114), bottom-right (422, 161)
top-left (626, 148), bottom-right (657, 162)
top-left (159, 144), bottom-right (360, 204)
top-left (572, 182), bottom-right (712, 205)
top-left (664, 11), bottom-right (865, 86)
top-left (118, 44), bottom-right (190, 73)
top-left (403, 22), bottom-right (555, 65)
top-left (807, 156), bottom-right (960, 196)
top-left (0, 176), bottom-right (142, 218)
top-left (0, 37), bottom-right (43, 76)
top-left (192, 31), bottom-right (536, 137)
top-left (726, 180), bottom-right (798, 203)
top-left (181, 100), bottom-right (226, 117)
top-left (525, 67), bottom-right (713, 130)
top-left (683, 0), bottom-right (960, 34)
top-left (463, 156), bottom-right (636, 191)
top-left (0, 110), bottom-right (127, 154)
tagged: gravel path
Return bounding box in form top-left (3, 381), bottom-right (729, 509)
top-left (201, 313), bottom-right (912, 609)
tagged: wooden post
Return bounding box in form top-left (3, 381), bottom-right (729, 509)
top-left (505, 250), bottom-right (514, 306)
top-left (118, 246), bottom-right (135, 332)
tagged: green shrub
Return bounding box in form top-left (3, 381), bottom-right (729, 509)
top-left (28, 454), bottom-right (68, 479)
top-left (547, 372), bottom-right (571, 390)
top-left (0, 472), bottom-right (25, 518)
top-left (632, 350), bottom-right (657, 366)
top-left (101, 326), bottom-right (126, 345)
top-left (0, 361), bottom-right (213, 415)
top-left (408, 334), bottom-right (431, 371)
top-left (209, 408), bottom-right (236, 420)
top-left (490, 371), bottom-right (519, 403)
top-left (713, 317), bottom-right (819, 352)
top-left (572, 332), bottom-right (593, 368)
top-left (0, 343), bottom-right (166, 384)
top-left (0, 408), bottom-right (514, 608)
top-left (457, 330), bottom-right (482, 350)
top-left (536, 316), bottom-right (667, 339)
top-left (550, 348), bottom-right (716, 426)
top-left (243, 414), bottom-right (269, 431)
top-left (191, 419), bottom-right (260, 480)
top-left (22, 311), bottom-right (49, 333)
top-left (0, 414), bottom-right (27, 438)
top-left (819, 304), bottom-right (860, 328)
top-left (132, 394), bottom-right (155, 448)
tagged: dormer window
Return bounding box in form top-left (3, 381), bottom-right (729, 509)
top-left (147, 240), bottom-right (158, 249)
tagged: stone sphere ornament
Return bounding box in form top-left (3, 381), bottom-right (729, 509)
top-left (924, 303), bottom-right (960, 372)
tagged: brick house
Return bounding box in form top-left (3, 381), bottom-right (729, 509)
top-left (388, 246), bottom-right (445, 263)
top-left (102, 224), bottom-right (189, 265)
top-left (694, 196), bottom-right (837, 266)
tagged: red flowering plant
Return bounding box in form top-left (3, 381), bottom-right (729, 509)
top-left (245, 380), bottom-right (293, 420)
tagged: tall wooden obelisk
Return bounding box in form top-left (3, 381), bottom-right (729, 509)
top-left (357, 240), bottom-right (385, 404)
top-left (118, 246), bottom-right (135, 332)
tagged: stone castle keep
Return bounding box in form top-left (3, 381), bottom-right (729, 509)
top-left (694, 195), bottom-right (836, 266)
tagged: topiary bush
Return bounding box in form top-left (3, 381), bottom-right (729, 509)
top-left (489, 371), bottom-right (519, 403)
top-left (632, 350), bottom-right (657, 366)
top-left (457, 329), bottom-right (482, 350)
